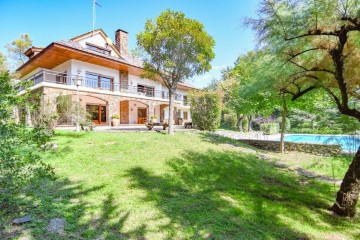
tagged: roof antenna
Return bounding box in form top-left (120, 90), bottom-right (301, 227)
top-left (92, 0), bottom-right (102, 37)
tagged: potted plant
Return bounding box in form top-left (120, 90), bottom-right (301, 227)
top-left (150, 114), bottom-right (158, 123)
top-left (111, 114), bottom-right (120, 127)
top-left (178, 118), bottom-right (184, 125)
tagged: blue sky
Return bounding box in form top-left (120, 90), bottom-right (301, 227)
top-left (0, 0), bottom-right (259, 88)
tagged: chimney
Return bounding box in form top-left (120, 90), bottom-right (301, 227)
top-left (115, 29), bottom-right (128, 57)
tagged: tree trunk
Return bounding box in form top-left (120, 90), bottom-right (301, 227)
top-left (248, 115), bottom-right (253, 132)
top-left (237, 114), bottom-right (244, 132)
top-left (280, 95), bottom-right (287, 154)
top-left (330, 147), bottom-right (360, 217)
top-left (168, 89), bottom-right (175, 135)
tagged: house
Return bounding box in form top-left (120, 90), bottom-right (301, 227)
top-left (16, 29), bottom-right (195, 126)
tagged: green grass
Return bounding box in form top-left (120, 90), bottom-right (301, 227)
top-left (1, 130), bottom-right (360, 239)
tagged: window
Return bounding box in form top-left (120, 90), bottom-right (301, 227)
top-left (137, 84), bottom-right (155, 97)
top-left (85, 72), bottom-right (114, 91)
top-left (86, 42), bottom-right (111, 55)
top-left (162, 91), bottom-right (169, 99)
top-left (183, 95), bottom-right (188, 105)
top-left (183, 111), bottom-right (188, 120)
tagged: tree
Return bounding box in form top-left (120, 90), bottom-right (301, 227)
top-left (0, 52), bottom-right (7, 71)
top-left (137, 9), bottom-right (215, 134)
top-left (6, 34), bottom-right (32, 70)
top-left (247, 0), bottom-right (360, 217)
top-left (0, 71), bottom-right (54, 198)
top-left (189, 91), bottom-right (222, 131)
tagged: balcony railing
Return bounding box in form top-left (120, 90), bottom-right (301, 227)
top-left (22, 69), bottom-right (188, 104)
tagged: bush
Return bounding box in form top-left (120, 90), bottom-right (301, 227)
top-left (276, 117), bottom-right (291, 131)
top-left (260, 123), bottom-right (279, 135)
top-left (189, 91), bottom-right (222, 131)
top-left (223, 113), bottom-right (237, 128)
top-left (0, 72), bottom-right (54, 197)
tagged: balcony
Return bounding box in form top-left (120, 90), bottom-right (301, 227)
top-left (22, 69), bottom-right (188, 105)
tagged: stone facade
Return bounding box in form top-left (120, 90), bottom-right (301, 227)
top-left (239, 139), bottom-right (342, 156)
top-left (33, 86), bottom-right (172, 126)
top-left (120, 100), bottom-right (129, 124)
top-left (115, 29), bottom-right (128, 57)
top-left (119, 70), bottom-right (128, 88)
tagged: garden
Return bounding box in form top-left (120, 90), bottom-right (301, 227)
top-left (1, 130), bottom-right (360, 239)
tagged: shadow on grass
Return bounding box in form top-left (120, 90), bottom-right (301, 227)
top-left (0, 179), bottom-right (145, 240)
top-left (125, 149), bottom-right (354, 239)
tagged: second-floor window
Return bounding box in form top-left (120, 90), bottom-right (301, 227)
top-left (86, 42), bottom-right (111, 55)
top-left (137, 84), bottom-right (155, 97)
top-left (183, 95), bottom-right (188, 105)
top-left (85, 72), bottom-right (114, 91)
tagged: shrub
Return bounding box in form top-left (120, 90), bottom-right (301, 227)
top-left (0, 72), bottom-right (54, 197)
top-left (150, 114), bottom-right (157, 120)
top-left (112, 114), bottom-right (120, 119)
top-left (260, 123), bottom-right (279, 135)
top-left (276, 117), bottom-right (291, 131)
top-left (189, 91), bottom-right (222, 131)
top-left (223, 113), bottom-right (237, 128)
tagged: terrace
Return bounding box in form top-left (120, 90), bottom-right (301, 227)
top-left (22, 69), bottom-right (188, 104)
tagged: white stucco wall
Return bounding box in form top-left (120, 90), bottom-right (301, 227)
top-left (52, 60), bottom-right (71, 74)
top-left (21, 67), bottom-right (42, 80)
top-left (128, 100), bottom-right (147, 124)
top-left (70, 60), bottom-right (120, 85)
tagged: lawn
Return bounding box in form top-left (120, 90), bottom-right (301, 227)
top-left (1, 130), bottom-right (360, 239)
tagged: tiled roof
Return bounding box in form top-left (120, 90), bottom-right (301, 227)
top-left (55, 39), bottom-right (198, 89)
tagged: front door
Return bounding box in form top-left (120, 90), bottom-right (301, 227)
top-left (137, 108), bottom-right (147, 124)
top-left (86, 104), bottom-right (107, 124)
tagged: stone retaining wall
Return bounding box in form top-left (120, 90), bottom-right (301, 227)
top-left (239, 139), bottom-right (342, 156)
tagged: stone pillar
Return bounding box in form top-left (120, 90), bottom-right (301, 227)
top-left (119, 71), bottom-right (129, 89)
top-left (108, 97), bottom-right (118, 126)
top-left (25, 107), bottom-right (33, 127)
top-left (13, 106), bottom-right (20, 124)
top-left (148, 102), bottom-right (155, 123)
top-left (120, 100), bottom-right (129, 124)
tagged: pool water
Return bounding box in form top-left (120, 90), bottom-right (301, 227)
top-left (279, 134), bottom-right (360, 152)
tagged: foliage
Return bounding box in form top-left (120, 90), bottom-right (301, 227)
top-left (189, 91), bottom-right (222, 131)
top-left (0, 52), bottom-right (7, 71)
top-left (112, 114), bottom-right (120, 119)
top-left (5, 34), bottom-right (32, 70)
top-left (136, 9), bottom-right (215, 134)
top-left (31, 95), bottom-right (58, 137)
top-left (260, 123), bottom-right (279, 135)
top-left (56, 95), bottom-right (90, 126)
top-left (150, 114), bottom-right (157, 120)
top-left (246, 0), bottom-right (360, 216)
top-left (0, 71), bottom-right (54, 196)
top-left (277, 117), bottom-right (291, 131)
top-left (223, 113), bottom-right (237, 128)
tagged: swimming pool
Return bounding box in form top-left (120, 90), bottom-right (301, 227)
top-left (278, 134), bottom-right (360, 152)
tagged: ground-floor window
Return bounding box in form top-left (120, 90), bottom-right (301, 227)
top-left (86, 104), bottom-right (106, 124)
